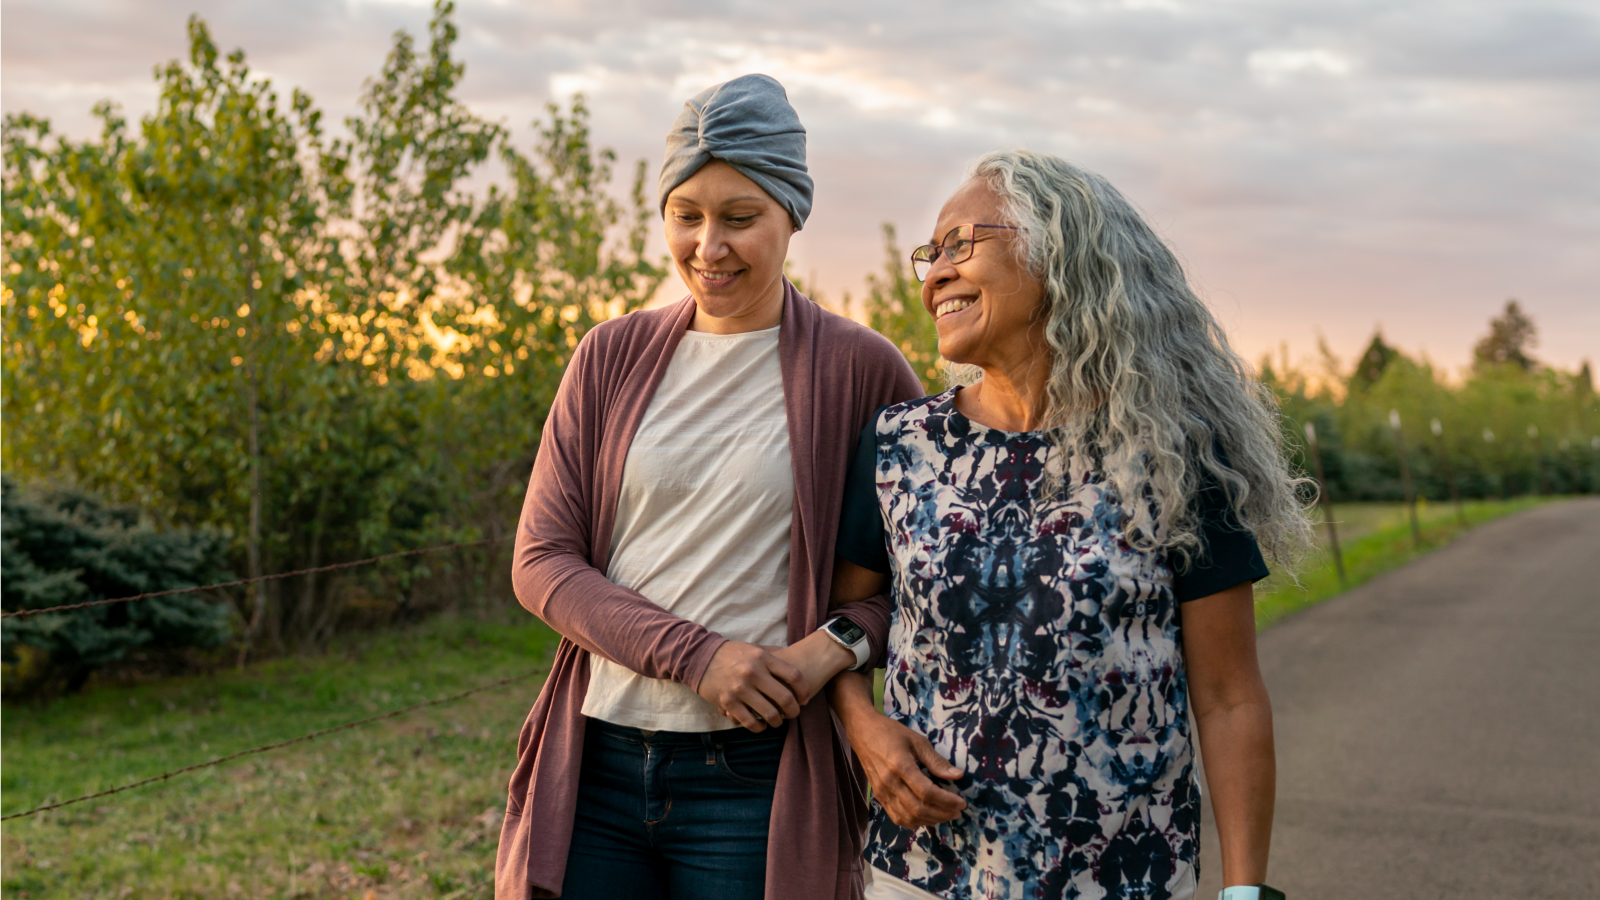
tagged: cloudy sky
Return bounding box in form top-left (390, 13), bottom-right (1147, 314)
top-left (5, 0), bottom-right (1597, 373)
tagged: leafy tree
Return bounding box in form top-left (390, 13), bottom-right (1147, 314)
top-left (1350, 331), bottom-right (1398, 391)
top-left (862, 223), bottom-right (942, 392)
top-left (1, 477), bottom-right (233, 693)
top-left (1474, 299), bottom-right (1539, 372)
top-left (1263, 304), bottom-right (1598, 502)
top-left (439, 100), bottom-right (666, 526)
top-left (1, 19), bottom-right (346, 659)
top-left (2, 0), bottom-right (664, 664)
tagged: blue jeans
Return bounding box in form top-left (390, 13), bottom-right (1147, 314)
top-left (559, 717), bottom-right (787, 900)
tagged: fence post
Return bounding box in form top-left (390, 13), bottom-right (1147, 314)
top-left (1391, 410), bottom-right (1422, 549)
top-left (1592, 436), bottom-right (1600, 495)
top-left (1304, 422), bottom-right (1347, 587)
top-left (1527, 425), bottom-right (1547, 496)
top-left (1484, 428), bottom-right (1504, 499)
top-left (1431, 417), bottom-right (1466, 525)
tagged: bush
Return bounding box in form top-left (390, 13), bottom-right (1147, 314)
top-left (1, 477), bottom-right (233, 694)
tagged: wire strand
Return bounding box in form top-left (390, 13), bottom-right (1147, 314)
top-left (1, 535), bottom-right (511, 620)
top-left (0, 665), bottom-right (548, 822)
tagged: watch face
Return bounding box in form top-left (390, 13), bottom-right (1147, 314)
top-left (829, 619), bottom-right (866, 644)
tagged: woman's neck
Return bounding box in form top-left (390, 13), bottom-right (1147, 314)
top-left (688, 276), bottom-right (786, 334)
top-left (955, 333), bottom-right (1056, 433)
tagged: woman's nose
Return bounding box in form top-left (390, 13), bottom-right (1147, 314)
top-left (923, 248), bottom-right (959, 286)
top-left (696, 223), bottom-right (730, 262)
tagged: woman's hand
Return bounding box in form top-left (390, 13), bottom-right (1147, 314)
top-left (697, 641), bottom-right (806, 732)
top-left (829, 671), bottom-right (967, 829)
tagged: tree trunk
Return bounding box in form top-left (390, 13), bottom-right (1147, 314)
top-left (237, 361), bottom-right (268, 669)
top-left (294, 487), bottom-right (327, 654)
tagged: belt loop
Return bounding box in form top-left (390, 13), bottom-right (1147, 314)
top-left (702, 732), bottom-right (716, 766)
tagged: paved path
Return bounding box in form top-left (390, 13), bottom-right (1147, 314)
top-left (1197, 497), bottom-right (1600, 899)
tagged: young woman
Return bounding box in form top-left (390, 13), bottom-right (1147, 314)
top-left (827, 151), bottom-right (1312, 900)
top-left (493, 75), bottom-right (922, 900)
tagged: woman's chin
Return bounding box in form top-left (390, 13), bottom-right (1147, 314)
top-left (935, 327), bottom-right (980, 365)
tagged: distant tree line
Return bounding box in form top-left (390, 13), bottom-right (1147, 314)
top-left (1263, 301), bottom-right (1596, 502)
top-left (2, 0), bottom-right (664, 682)
top-left (857, 241), bottom-right (1597, 502)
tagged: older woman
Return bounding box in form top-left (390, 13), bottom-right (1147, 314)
top-left (826, 151), bottom-right (1310, 900)
top-left (494, 75), bottom-right (921, 900)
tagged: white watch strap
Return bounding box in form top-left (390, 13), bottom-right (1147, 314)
top-left (1219, 888), bottom-right (1261, 900)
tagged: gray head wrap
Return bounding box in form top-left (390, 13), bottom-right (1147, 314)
top-left (658, 74), bottom-right (814, 228)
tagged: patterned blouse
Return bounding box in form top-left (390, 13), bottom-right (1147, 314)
top-left (836, 391), bottom-right (1268, 900)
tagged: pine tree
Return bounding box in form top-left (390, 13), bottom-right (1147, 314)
top-left (1351, 331), bottom-right (1397, 391)
top-left (1473, 299), bottom-right (1539, 371)
top-left (2, 477), bottom-right (233, 693)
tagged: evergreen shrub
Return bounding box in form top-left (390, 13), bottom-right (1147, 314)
top-left (2, 477), bottom-right (233, 694)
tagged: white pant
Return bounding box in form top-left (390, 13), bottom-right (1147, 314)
top-left (861, 864), bottom-right (1197, 900)
top-left (862, 867), bottom-right (947, 900)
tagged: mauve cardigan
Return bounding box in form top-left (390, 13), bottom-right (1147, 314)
top-left (495, 284), bottom-right (920, 900)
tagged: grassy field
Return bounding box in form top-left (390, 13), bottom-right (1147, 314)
top-left (1, 496), bottom-right (1564, 898)
top-left (1251, 496), bottom-right (1557, 628)
top-left (2, 613), bottom-right (563, 899)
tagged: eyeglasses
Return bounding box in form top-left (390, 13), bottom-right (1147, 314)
top-left (910, 223), bottom-right (1019, 282)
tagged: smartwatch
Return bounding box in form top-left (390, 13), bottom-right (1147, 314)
top-left (821, 617), bottom-right (871, 671)
top-left (1219, 886), bottom-right (1285, 900)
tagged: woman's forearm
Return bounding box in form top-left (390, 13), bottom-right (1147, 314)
top-left (1194, 697), bottom-right (1275, 887)
top-left (827, 669), bottom-right (880, 729)
top-left (517, 544), bottom-right (727, 689)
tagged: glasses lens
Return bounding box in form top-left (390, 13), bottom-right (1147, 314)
top-left (910, 246), bottom-right (935, 282)
top-left (944, 225), bottom-right (975, 265)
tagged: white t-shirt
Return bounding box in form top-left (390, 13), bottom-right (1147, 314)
top-left (581, 325), bottom-right (793, 732)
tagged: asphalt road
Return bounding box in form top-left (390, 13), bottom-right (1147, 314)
top-left (1197, 497), bottom-right (1600, 899)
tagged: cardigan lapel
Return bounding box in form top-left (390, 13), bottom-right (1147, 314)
top-left (777, 281), bottom-right (826, 639)
top-left (589, 296), bottom-right (697, 570)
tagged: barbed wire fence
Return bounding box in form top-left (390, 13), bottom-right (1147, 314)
top-left (1, 665), bottom-right (547, 822)
top-left (1, 533), bottom-right (540, 825)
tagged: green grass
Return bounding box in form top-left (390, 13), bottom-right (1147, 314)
top-left (1252, 496), bottom-right (1559, 629)
top-left (2, 611), bottom-right (562, 899)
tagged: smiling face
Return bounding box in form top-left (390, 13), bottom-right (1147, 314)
top-left (664, 160), bottom-right (795, 333)
top-left (922, 177), bottom-right (1048, 370)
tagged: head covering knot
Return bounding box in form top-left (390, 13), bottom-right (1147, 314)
top-left (658, 74), bottom-right (813, 228)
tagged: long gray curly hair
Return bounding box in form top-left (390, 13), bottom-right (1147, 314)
top-left (954, 149), bottom-right (1315, 568)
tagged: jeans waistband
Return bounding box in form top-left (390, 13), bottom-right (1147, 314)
top-left (587, 717), bottom-right (789, 747)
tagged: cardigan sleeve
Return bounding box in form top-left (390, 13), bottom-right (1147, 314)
top-left (511, 332), bottom-right (727, 692)
top-left (827, 336), bottom-right (925, 670)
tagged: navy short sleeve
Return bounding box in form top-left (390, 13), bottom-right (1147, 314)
top-left (834, 415), bottom-right (1270, 595)
top-left (836, 414), bottom-right (891, 574)
top-left (1173, 476), bottom-right (1271, 602)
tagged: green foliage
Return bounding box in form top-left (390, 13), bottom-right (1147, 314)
top-left (1350, 331), bottom-right (1398, 391)
top-left (1473, 298), bottom-right (1538, 372)
top-left (0, 612), bottom-right (561, 896)
top-left (1, 0), bottom-right (665, 668)
top-left (1, 478), bottom-right (233, 693)
top-left (861, 223), bottom-right (942, 392)
top-left (1263, 319), bottom-right (1598, 503)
